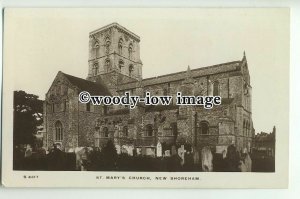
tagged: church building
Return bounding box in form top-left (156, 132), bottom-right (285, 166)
top-left (43, 23), bottom-right (254, 156)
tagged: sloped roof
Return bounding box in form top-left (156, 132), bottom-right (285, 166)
top-left (117, 60), bottom-right (241, 91)
top-left (62, 72), bottom-right (111, 96)
top-left (255, 132), bottom-right (275, 142)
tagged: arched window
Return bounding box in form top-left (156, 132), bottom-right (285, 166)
top-left (94, 40), bottom-right (100, 58)
top-left (129, 64), bottom-right (134, 77)
top-left (55, 121), bottom-right (63, 141)
top-left (105, 37), bottom-right (110, 54)
top-left (92, 63), bottom-right (98, 76)
top-left (118, 38), bottom-right (123, 55)
top-left (128, 43), bottom-right (133, 59)
top-left (105, 59), bottom-right (111, 72)
top-left (170, 122), bottom-right (178, 136)
top-left (145, 124), bottom-right (153, 137)
top-left (213, 80), bottom-right (220, 96)
top-left (199, 121), bottom-right (209, 135)
top-left (123, 126), bottom-right (128, 137)
top-left (102, 127), bottom-right (109, 138)
top-left (118, 59), bottom-right (124, 72)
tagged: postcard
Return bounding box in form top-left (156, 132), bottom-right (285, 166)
top-left (1, 8), bottom-right (289, 188)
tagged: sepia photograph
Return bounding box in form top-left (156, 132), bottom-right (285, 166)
top-left (1, 8), bottom-right (289, 188)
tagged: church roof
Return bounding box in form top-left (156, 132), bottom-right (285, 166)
top-left (117, 60), bottom-right (242, 91)
top-left (62, 72), bottom-right (111, 96)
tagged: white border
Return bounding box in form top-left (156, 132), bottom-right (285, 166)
top-left (1, 7), bottom-right (289, 189)
top-left (0, 0), bottom-right (299, 198)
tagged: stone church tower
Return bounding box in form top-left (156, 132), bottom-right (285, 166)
top-left (87, 23), bottom-right (143, 89)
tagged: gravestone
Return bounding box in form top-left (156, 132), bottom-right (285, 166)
top-left (193, 150), bottom-right (200, 164)
top-left (165, 150), bottom-right (171, 157)
top-left (136, 148), bottom-right (142, 156)
top-left (146, 148), bottom-right (155, 157)
top-left (141, 147), bottom-right (147, 156)
top-left (171, 145), bottom-right (177, 156)
top-left (156, 142), bottom-right (162, 157)
top-left (178, 145), bottom-right (186, 165)
top-left (121, 145), bottom-right (128, 154)
top-left (128, 145), bottom-right (134, 156)
top-left (201, 146), bottom-right (213, 172)
top-left (115, 144), bottom-right (121, 154)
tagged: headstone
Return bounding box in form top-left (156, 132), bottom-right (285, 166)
top-left (115, 144), bottom-right (121, 154)
top-left (146, 148), bottom-right (155, 157)
top-left (24, 145), bottom-right (32, 158)
top-left (141, 147), bottom-right (147, 156)
top-left (216, 145), bottom-right (227, 154)
top-left (136, 148), bottom-right (142, 156)
top-left (201, 146), bottom-right (213, 172)
top-left (171, 145), bottom-right (177, 156)
top-left (156, 142), bottom-right (162, 157)
top-left (127, 145), bottom-right (134, 156)
top-left (164, 150), bottom-right (171, 157)
top-left (121, 145), bottom-right (128, 154)
top-left (178, 145), bottom-right (186, 165)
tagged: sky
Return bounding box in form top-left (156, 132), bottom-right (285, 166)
top-left (4, 8), bottom-right (289, 134)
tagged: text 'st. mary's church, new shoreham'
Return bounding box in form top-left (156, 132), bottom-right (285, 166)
top-left (43, 23), bottom-right (254, 155)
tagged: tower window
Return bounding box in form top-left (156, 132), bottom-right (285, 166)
top-left (92, 63), bottom-right (99, 76)
top-left (55, 121), bottom-right (63, 141)
top-left (56, 84), bottom-right (61, 95)
top-left (129, 64), bottom-right (134, 77)
top-left (105, 59), bottom-right (111, 72)
top-left (118, 38), bottom-right (123, 55)
top-left (51, 104), bottom-right (55, 113)
top-left (128, 43), bottom-right (133, 59)
top-left (94, 40), bottom-right (100, 58)
top-left (119, 60), bottom-right (124, 72)
top-left (105, 37), bottom-right (110, 54)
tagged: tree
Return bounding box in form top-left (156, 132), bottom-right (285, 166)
top-left (13, 90), bottom-right (43, 147)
